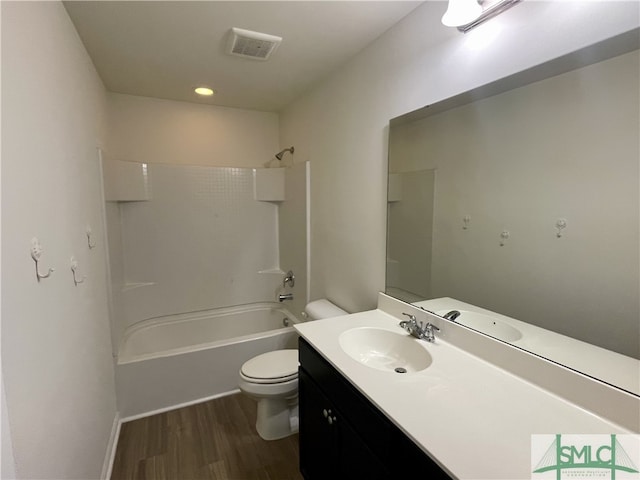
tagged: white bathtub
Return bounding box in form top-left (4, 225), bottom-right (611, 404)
top-left (115, 302), bottom-right (301, 419)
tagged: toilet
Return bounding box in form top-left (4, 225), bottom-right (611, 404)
top-left (238, 299), bottom-right (347, 440)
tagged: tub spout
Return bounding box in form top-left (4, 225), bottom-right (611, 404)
top-left (279, 293), bottom-right (294, 302)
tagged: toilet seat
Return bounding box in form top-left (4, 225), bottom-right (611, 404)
top-left (240, 349), bottom-right (298, 384)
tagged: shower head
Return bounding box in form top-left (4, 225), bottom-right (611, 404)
top-left (275, 146), bottom-right (294, 161)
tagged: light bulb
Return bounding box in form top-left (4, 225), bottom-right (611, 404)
top-left (194, 87), bottom-right (214, 96)
top-left (442, 0), bottom-right (483, 27)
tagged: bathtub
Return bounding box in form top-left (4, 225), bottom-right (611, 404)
top-left (115, 302), bottom-right (301, 419)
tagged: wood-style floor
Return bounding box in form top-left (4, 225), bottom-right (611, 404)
top-left (111, 393), bottom-right (303, 480)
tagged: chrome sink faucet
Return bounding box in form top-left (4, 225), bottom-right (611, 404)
top-left (443, 310), bottom-right (461, 321)
top-left (399, 313), bottom-right (440, 343)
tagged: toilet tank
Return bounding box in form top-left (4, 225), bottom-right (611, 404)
top-left (303, 299), bottom-right (348, 320)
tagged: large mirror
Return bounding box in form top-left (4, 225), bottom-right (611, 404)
top-left (386, 29), bottom-right (640, 396)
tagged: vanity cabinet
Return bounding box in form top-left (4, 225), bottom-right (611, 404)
top-left (298, 338), bottom-right (450, 479)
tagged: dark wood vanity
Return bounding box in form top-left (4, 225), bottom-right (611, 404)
top-left (298, 337), bottom-right (450, 479)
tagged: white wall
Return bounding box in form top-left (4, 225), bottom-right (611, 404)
top-left (279, 1), bottom-right (640, 314)
top-left (107, 93), bottom-right (279, 167)
top-left (1, 2), bottom-right (117, 478)
top-left (2, 378), bottom-right (16, 479)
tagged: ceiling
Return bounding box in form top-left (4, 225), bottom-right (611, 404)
top-left (63, 1), bottom-right (427, 112)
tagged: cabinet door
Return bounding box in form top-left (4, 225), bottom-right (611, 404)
top-left (336, 415), bottom-right (389, 479)
top-left (299, 369), bottom-right (388, 479)
top-left (299, 369), bottom-right (338, 479)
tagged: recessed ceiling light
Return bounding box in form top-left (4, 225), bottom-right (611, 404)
top-left (194, 87), bottom-right (214, 96)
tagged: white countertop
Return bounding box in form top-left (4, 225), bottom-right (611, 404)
top-left (295, 307), bottom-right (638, 480)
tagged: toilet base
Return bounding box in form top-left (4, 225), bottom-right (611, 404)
top-left (255, 396), bottom-right (299, 441)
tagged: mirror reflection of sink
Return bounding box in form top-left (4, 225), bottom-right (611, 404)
top-left (338, 327), bottom-right (432, 373)
top-left (437, 310), bottom-right (523, 342)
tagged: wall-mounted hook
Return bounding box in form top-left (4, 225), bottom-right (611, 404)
top-left (463, 215), bottom-right (471, 230)
top-left (499, 230), bottom-right (510, 247)
top-left (30, 237), bottom-right (54, 282)
top-left (86, 226), bottom-right (96, 249)
top-left (555, 218), bottom-right (567, 238)
top-left (70, 257), bottom-right (86, 286)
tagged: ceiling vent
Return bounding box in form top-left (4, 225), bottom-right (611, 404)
top-left (226, 27), bottom-right (282, 61)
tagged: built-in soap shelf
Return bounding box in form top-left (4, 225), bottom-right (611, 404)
top-left (254, 168), bottom-right (285, 202)
top-left (258, 268), bottom-right (286, 276)
top-left (122, 282), bottom-right (156, 292)
top-left (103, 159), bottom-right (151, 202)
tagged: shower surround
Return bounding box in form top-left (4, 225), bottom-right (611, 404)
top-left (103, 161), bottom-right (308, 416)
top-left (118, 164), bottom-right (280, 329)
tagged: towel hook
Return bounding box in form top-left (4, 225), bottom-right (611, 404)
top-left (70, 257), bottom-right (86, 286)
top-left (499, 230), bottom-right (510, 247)
top-left (86, 226), bottom-right (96, 249)
top-left (30, 237), bottom-right (54, 281)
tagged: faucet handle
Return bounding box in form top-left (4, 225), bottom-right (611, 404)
top-left (423, 322), bottom-right (440, 342)
top-left (399, 313), bottom-right (417, 332)
top-left (283, 270), bottom-right (295, 288)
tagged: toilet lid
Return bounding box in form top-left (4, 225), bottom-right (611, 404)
top-left (241, 349), bottom-right (298, 381)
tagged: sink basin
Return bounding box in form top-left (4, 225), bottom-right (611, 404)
top-left (437, 310), bottom-right (523, 342)
top-left (338, 327), bottom-right (432, 373)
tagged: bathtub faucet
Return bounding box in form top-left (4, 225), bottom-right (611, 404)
top-left (279, 293), bottom-right (294, 302)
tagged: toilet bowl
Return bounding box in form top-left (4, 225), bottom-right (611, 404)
top-left (238, 299), bottom-right (347, 440)
top-left (238, 349), bottom-right (299, 440)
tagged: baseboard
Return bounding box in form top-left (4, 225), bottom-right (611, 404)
top-left (101, 412), bottom-right (121, 480)
top-left (100, 391), bottom-right (239, 478)
top-left (119, 389), bottom-right (241, 423)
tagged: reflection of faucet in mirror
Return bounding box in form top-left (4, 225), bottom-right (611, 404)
top-left (442, 310), bottom-right (461, 321)
top-left (385, 31), bottom-right (640, 396)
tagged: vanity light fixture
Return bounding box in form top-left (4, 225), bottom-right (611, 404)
top-left (194, 87), bottom-right (214, 96)
top-left (442, 0), bottom-right (521, 33)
